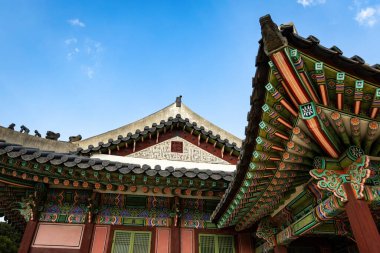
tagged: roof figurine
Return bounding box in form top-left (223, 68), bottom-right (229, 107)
top-left (34, 130), bottom-right (41, 137)
top-left (8, 123), bottom-right (15, 130)
top-left (69, 134), bottom-right (82, 142)
top-left (45, 130), bottom-right (60, 140)
top-left (176, 95), bottom-right (182, 107)
top-left (20, 125), bottom-right (30, 134)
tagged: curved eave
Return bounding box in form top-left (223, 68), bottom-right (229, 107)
top-left (0, 140), bottom-right (234, 193)
top-left (211, 41), bottom-right (270, 223)
top-left (213, 15), bottom-right (380, 230)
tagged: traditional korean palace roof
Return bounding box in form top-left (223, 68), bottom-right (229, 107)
top-left (212, 14), bottom-right (380, 238)
top-left (0, 139), bottom-right (233, 194)
top-left (76, 113), bottom-right (241, 158)
top-left (1, 98), bottom-right (241, 165)
top-left (0, 138), bottom-right (234, 230)
top-left (0, 98), bottom-right (241, 231)
top-left (76, 99), bottom-right (242, 155)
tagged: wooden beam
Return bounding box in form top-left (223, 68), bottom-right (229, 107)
top-left (336, 72), bottom-right (345, 110)
top-left (354, 80), bottom-right (364, 115)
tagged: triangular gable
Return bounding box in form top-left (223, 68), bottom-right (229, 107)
top-left (127, 136), bottom-right (230, 164)
top-left (76, 103), bottom-right (241, 165)
top-left (77, 100), bottom-right (242, 151)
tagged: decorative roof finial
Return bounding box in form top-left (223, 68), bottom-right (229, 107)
top-left (259, 14), bottom-right (288, 55)
top-left (176, 95), bottom-right (182, 107)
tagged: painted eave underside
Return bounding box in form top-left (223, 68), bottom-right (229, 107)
top-left (211, 40), bottom-right (270, 225)
top-left (212, 16), bottom-right (380, 230)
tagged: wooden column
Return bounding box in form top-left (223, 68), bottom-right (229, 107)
top-left (18, 220), bottom-right (38, 253)
top-left (170, 227), bottom-right (180, 253)
top-left (320, 245), bottom-right (332, 253)
top-left (343, 183), bottom-right (380, 253)
top-left (170, 196), bottom-right (181, 253)
top-left (274, 245), bottom-right (288, 253)
top-left (237, 233), bottom-right (253, 253)
top-left (81, 223), bottom-right (95, 253)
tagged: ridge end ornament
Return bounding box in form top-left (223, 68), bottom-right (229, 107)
top-left (259, 15), bottom-right (288, 55)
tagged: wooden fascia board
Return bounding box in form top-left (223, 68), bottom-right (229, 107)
top-left (282, 28), bottom-right (380, 85)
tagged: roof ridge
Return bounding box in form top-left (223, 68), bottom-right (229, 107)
top-left (77, 100), bottom-right (242, 148)
top-left (76, 114), bottom-right (242, 156)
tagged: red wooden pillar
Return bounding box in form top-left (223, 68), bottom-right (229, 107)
top-left (18, 220), bottom-right (38, 253)
top-left (343, 183), bottom-right (380, 253)
top-left (274, 245), bottom-right (287, 253)
top-left (170, 196), bottom-right (181, 253)
top-left (170, 227), bottom-right (180, 253)
top-left (81, 223), bottom-right (95, 253)
top-left (237, 233), bottom-right (253, 253)
top-left (320, 246), bottom-right (332, 253)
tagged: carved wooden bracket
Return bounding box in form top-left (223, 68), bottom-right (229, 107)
top-left (310, 147), bottom-right (371, 202)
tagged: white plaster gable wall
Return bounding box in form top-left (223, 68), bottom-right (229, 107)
top-left (92, 154), bottom-right (236, 172)
top-left (127, 136), bottom-right (230, 165)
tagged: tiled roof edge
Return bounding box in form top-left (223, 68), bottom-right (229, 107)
top-left (280, 24), bottom-right (380, 84)
top-left (211, 40), bottom-right (270, 222)
top-left (0, 140), bottom-right (235, 182)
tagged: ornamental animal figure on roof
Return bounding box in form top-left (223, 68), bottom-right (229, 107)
top-left (45, 131), bottom-right (60, 140)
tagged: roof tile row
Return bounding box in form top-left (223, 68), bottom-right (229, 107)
top-left (77, 114), bottom-right (241, 155)
top-left (0, 140), bottom-right (234, 182)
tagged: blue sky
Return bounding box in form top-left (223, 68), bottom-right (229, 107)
top-left (1, 0), bottom-right (380, 141)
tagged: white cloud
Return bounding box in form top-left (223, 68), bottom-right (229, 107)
top-left (83, 66), bottom-right (94, 79)
top-left (68, 18), bottom-right (86, 27)
top-left (84, 39), bottom-right (103, 56)
top-left (66, 47), bottom-right (80, 61)
top-left (64, 38), bottom-right (77, 45)
top-left (355, 6), bottom-right (380, 26)
top-left (297, 0), bottom-right (326, 7)
top-left (64, 37), bottom-right (103, 78)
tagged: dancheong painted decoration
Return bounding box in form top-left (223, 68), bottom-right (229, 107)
top-left (1, 14), bottom-right (380, 253)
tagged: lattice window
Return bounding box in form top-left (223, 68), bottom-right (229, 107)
top-left (199, 234), bottom-right (235, 253)
top-left (111, 230), bottom-right (151, 253)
